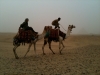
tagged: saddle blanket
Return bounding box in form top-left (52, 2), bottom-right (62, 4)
top-left (44, 26), bottom-right (52, 31)
top-left (44, 26), bottom-right (66, 40)
top-left (18, 29), bottom-right (35, 40)
top-left (49, 29), bottom-right (59, 38)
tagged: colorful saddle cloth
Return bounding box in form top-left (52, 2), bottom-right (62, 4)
top-left (49, 29), bottom-right (59, 38)
top-left (44, 26), bottom-right (52, 31)
top-left (44, 26), bottom-right (66, 40)
top-left (49, 29), bottom-right (66, 40)
top-left (18, 28), bottom-right (37, 42)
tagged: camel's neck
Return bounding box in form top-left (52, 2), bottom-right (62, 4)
top-left (65, 29), bottom-right (71, 38)
top-left (37, 30), bottom-right (46, 40)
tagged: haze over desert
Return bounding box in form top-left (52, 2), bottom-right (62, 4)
top-left (0, 33), bottom-right (100, 75)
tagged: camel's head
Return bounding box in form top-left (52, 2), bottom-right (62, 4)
top-left (68, 25), bottom-right (76, 32)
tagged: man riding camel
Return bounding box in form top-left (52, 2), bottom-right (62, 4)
top-left (52, 17), bottom-right (61, 29)
top-left (20, 18), bottom-right (38, 34)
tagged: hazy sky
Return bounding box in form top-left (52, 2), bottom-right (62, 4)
top-left (0, 0), bottom-right (100, 34)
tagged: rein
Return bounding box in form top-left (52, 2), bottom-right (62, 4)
top-left (60, 24), bottom-right (67, 31)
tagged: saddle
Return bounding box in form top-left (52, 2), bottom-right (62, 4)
top-left (19, 28), bottom-right (38, 39)
top-left (44, 26), bottom-right (66, 41)
top-left (44, 26), bottom-right (52, 31)
top-left (14, 28), bottom-right (37, 45)
top-left (49, 29), bottom-right (59, 39)
top-left (44, 26), bottom-right (59, 39)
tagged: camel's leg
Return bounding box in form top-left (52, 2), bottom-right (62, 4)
top-left (59, 41), bottom-right (61, 54)
top-left (48, 40), bottom-right (55, 54)
top-left (24, 43), bottom-right (32, 57)
top-left (42, 39), bottom-right (47, 55)
top-left (60, 41), bottom-right (65, 54)
top-left (61, 41), bottom-right (65, 48)
top-left (33, 42), bottom-right (37, 57)
top-left (13, 45), bottom-right (19, 59)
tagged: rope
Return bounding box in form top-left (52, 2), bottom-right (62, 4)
top-left (60, 24), bottom-right (67, 31)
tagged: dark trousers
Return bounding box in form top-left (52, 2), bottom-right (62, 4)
top-left (55, 26), bottom-right (60, 29)
top-left (25, 27), bottom-right (35, 32)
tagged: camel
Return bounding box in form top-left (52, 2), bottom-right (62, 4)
top-left (13, 27), bottom-right (47, 59)
top-left (42, 25), bottom-right (76, 55)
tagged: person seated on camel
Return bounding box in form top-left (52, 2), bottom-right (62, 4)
top-left (20, 18), bottom-right (38, 34)
top-left (52, 17), bottom-right (61, 29)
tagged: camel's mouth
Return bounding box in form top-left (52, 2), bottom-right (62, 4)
top-left (73, 26), bottom-right (76, 28)
top-left (71, 25), bottom-right (76, 28)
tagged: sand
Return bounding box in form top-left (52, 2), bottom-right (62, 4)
top-left (0, 33), bottom-right (100, 75)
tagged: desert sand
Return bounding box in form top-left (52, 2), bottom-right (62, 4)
top-left (0, 33), bottom-right (100, 75)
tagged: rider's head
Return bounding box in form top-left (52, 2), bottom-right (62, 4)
top-left (25, 18), bottom-right (29, 22)
top-left (58, 17), bottom-right (61, 21)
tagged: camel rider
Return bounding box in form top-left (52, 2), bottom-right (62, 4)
top-left (20, 18), bottom-right (38, 34)
top-left (52, 17), bottom-right (61, 29)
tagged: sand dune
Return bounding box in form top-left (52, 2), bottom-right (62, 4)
top-left (0, 33), bottom-right (100, 75)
